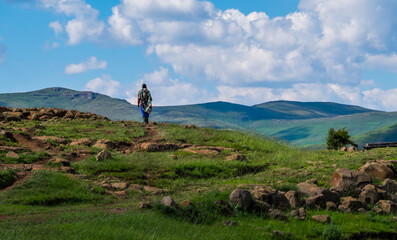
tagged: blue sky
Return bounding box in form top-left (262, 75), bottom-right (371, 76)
top-left (1, 0), bottom-right (397, 110)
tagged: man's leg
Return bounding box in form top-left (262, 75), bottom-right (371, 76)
top-left (140, 106), bottom-right (146, 123)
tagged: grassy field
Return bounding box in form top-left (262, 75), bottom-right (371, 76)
top-left (1, 118), bottom-right (396, 239)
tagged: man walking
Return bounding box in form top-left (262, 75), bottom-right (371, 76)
top-left (137, 83), bottom-right (152, 124)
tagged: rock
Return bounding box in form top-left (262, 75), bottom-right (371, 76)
top-left (297, 182), bottom-right (323, 197)
top-left (375, 200), bottom-right (397, 214)
top-left (96, 150), bottom-right (112, 161)
top-left (6, 151), bottom-right (19, 159)
top-left (312, 215), bottom-right (331, 223)
top-left (60, 166), bottom-right (75, 173)
top-left (226, 154), bottom-right (247, 161)
top-left (111, 182), bottom-right (128, 190)
top-left (305, 194), bottom-right (325, 209)
top-left (70, 138), bottom-right (92, 146)
top-left (140, 143), bottom-right (180, 152)
top-left (49, 157), bottom-right (70, 166)
top-left (223, 220), bottom-right (238, 226)
top-left (306, 178), bottom-right (318, 184)
top-left (128, 184), bottom-right (143, 192)
top-left (380, 179), bottom-right (397, 195)
top-left (284, 190), bottom-right (300, 208)
top-left (64, 110), bottom-right (76, 119)
top-left (180, 200), bottom-right (193, 207)
top-left (358, 160), bottom-right (395, 180)
top-left (32, 136), bottom-right (67, 144)
top-left (358, 184), bottom-right (386, 205)
top-left (230, 188), bottom-right (252, 210)
top-left (357, 208), bottom-right (368, 214)
top-left (161, 196), bottom-right (178, 208)
top-left (330, 168), bottom-right (371, 195)
top-left (340, 197), bottom-right (366, 212)
top-left (144, 186), bottom-right (167, 194)
top-left (288, 207), bottom-right (306, 220)
top-left (4, 112), bottom-right (23, 121)
top-left (94, 139), bottom-right (113, 150)
top-left (340, 147), bottom-right (347, 151)
top-left (392, 194), bottom-right (397, 203)
top-left (170, 154), bottom-right (178, 160)
top-left (393, 216), bottom-right (397, 222)
top-left (138, 201), bottom-right (152, 209)
top-left (372, 207), bottom-right (383, 214)
top-left (114, 191), bottom-right (127, 197)
top-left (269, 209), bottom-right (288, 221)
top-left (326, 201), bottom-right (337, 211)
top-left (348, 146), bottom-right (357, 152)
top-left (338, 205), bottom-right (352, 213)
top-left (251, 186), bottom-right (290, 210)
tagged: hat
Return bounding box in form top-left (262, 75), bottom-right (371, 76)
top-left (142, 83), bottom-right (147, 88)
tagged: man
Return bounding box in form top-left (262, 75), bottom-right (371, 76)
top-left (137, 83), bottom-right (152, 124)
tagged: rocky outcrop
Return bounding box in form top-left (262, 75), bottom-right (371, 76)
top-left (251, 186), bottom-right (290, 210)
top-left (230, 188), bottom-right (252, 210)
top-left (330, 168), bottom-right (371, 195)
top-left (358, 160), bottom-right (395, 180)
top-left (358, 184), bottom-right (386, 205)
top-left (375, 200), bottom-right (397, 214)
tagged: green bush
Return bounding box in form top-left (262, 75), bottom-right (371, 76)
top-left (0, 169), bottom-right (16, 189)
top-left (326, 128), bottom-right (357, 150)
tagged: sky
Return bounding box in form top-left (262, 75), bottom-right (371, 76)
top-left (1, 0), bottom-right (397, 111)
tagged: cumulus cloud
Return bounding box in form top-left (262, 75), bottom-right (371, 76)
top-left (126, 67), bottom-right (208, 106)
top-left (85, 75), bottom-right (121, 97)
top-left (40, 0), bottom-right (105, 45)
top-left (49, 21), bottom-right (63, 36)
top-left (65, 56), bottom-right (107, 74)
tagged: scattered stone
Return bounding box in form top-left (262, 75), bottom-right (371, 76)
top-left (60, 166), bottom-right (75, 173)
top-left (32, 136), bottom-right (67, 144)
top-left (170, 154), bottom-right (178, 160)
top-left (284, 190), bottom-right (300, 208)
top-left (226, 154), bottom-right (247, 161)
top-left (223, 220), bottom-right (238, 226)
top-left (183, 146), bottom-right (224, 155)
top-left (380, 179), bottom-right (397, 194)
top-left (357, 208), bottom-right (368, 214)
top-left (138, 201), bottom-right (152, 209)
top-left (340, 147), bottom-right (347, 151)
top-left (128, 184), bottom-right (143, 192)
top-left (326, 201), bottom-right (337, 211)
top-left (340, 197), bottom-right (366, 212)
top-left (140, 143), bottom-right (179, 152)
top-left (144, 186), bottom-right (167, 194)
top-left (111, 182), bottom-right (128, 190)
top-left (305, 194), bottom-right (325, 209)
top-left (375, 200), bottom-right (397, 214)
top-left (230, 188), bottom-right (252, 210)
top-left (358, 160), bottom-right (395, 180)
top-left (288, 207), bottom-right (306, 220)
top-left (70, 138), bottom-right (92, 146)
top-left (96, 150), bottom-right (112, 161)
top-left (114, 191), bottom-right (127, 197)
top-left (269, 209), bottom-right (288, 221)
top-left (338, 205), bottom-right (352, 213)
top-left (372, 207), bottom-right (383, 214)
top-left (251, 186), bottom-right (290, 210)
top-left (297, 182), bottom-right (323, 197)
top-left (358, 184), bottom-right (386, 205)
top-left (180, 200), bottom-right (193, 207)
top-left (94, 139), bottom-right (113, 150)
top-left (161, 196), bottom-right (178, 208)
top-left (6, 151), bottom-right (19, 159)
top-left (330, 168), bottom-right (371, 195)
top-left (348, 146), bottom-right (357, 152)
top-left (306, 178), bottom-right (318, 184)
top-left (312, 215), bottom-right (331, 224)
top-left (393, 216), bottom-right (397, 222)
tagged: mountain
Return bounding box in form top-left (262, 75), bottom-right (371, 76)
top-left (1, 87), bottom-right (397, 147)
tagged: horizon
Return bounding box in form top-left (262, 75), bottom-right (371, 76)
top-left (1, 1), bottom-right (397, 110)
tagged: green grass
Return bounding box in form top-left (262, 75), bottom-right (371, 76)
top-left (0, 151), bottom-right (49, 164)
top-left (1, 170), bottom-right (110, 206)
top-left (0, 169), bottom-right (16, 189)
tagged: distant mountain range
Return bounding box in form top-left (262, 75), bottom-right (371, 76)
top-left (1, 87), bottom-right (397, 148)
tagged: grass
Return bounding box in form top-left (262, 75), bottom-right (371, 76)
top-left (0, 151), bottom-right (49, 164)
top-left (0, 169), bottom-right (16, 189)
top-left (1, 170), bottom-right (110, 206)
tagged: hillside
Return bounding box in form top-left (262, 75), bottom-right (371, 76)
top-left (1, 107), bottom-right (397, 239)
top-left (2, 87), bottom-right (397, 147)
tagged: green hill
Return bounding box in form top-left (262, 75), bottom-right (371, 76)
top-left (1, 87), bottom-right (397, 147)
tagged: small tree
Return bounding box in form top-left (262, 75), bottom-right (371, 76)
top-left (326, 128), bottom-right (357, 150)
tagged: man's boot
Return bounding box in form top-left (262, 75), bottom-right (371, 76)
top-left (144, 116), bottom-right (149, 124)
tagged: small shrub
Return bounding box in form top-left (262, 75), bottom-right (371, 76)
top-left (0, 169), bottom-right (16, 189)
top-left (326, 128), bottom-right (357, 150)
top-left (323, 224), bottom-right (342, 240)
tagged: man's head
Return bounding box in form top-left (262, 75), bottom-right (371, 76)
top-left (142, 83), bottom-right (147, 89)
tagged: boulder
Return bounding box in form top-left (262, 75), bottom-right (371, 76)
top-left (138, 201), bottom-right (152, 209)
top-left (94, 139), bottom-right (113, 150)
top-left (251, 186), bottom-right (290, 210)
top-left (358, 161), bottom-right (395, 180)
top-left (305, 194), bottom-right (325, 209)
top-left (326, 201), bottom-right (337, 211)
top-left (269, 209), bottom-right (288, 221)
top-left (230, 188), bottom-right (252, 210)
top-left (49, 157), bottom-right (70, 166)
top-left (375, 200), bottom-right (397, 214)
top-left (6, 151), bottom-right (19, 159)
top-left (358, 184), bottom-right (386, 205)
top-left (60, 166), bottom-right (75, 173)
top-left (297, 182), bottom-right (322, 197)
top-left (312, 215), bottom-right (331, 224)
top-left (144, 186), bottom-right (168, 194)
top-left (380, 179), bottom-right (397, 195)
top-left (161, 196), bottom-right (178, 208)
top-left (330, 168), bottom-right (371, 195)
top-left (338, 205), bottom-right (352, 213)
top-left (96, 150), bottom-right (112, 161)
top-left (284, 190), bottom-right (300, 208)
top-left (298, 182), bottom-right (340, 206)
top-left (340, 197), bottom-right (366, 212)
top-left (111, 182), bottom-right (128, 190)
top-left (70, 138), bottom-right (92, 146)
top-left (347, 147), bottom-right (357, 152)
top-left (288, 207), bottom-right (306, 220)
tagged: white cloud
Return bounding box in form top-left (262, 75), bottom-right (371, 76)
top-left (43, 41), bottom-right (60, 50)
top-left (365, 54), bottom-right (397, 73)
top-left (85, 75), bottom-right (121, 97)
top-left (49, 21), bottom-right (63, 36)
top-left (65, 56), bottom-right (107, 74)
top-left (41, 0), bottom-right (105, 45)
